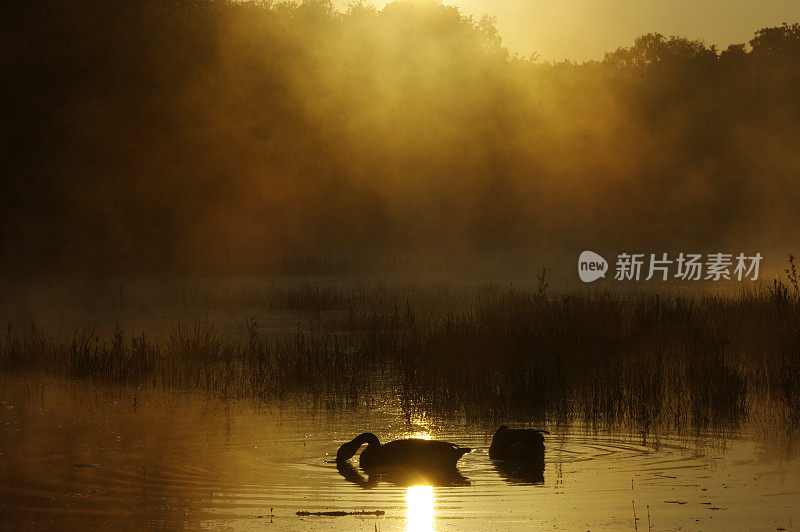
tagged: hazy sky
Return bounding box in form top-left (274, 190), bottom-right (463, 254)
top-left (334, 0), bottom-right (800, 61)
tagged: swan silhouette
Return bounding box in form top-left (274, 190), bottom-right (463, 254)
top-left (489, 426), bottom-right (548, 484)
top-left (494, 458), bottom-right (545, 484)
top-left (336, 461), bottom-right (470, 488)
top-left (336, 433), bottom-right (470, 473)
top-left (489, 425), bottom-right (548, 461)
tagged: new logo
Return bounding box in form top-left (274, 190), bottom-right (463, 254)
top-left (578, 251), bottom-right (608, 283)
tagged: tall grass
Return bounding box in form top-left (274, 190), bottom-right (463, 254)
top-left (2, 277), bottom-right (800, 434)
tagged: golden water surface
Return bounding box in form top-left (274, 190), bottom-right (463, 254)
top-left (1, 376), bottom-right (798, 531)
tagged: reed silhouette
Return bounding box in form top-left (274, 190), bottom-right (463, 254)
top-left (2, 261), bottom-right (800, 434)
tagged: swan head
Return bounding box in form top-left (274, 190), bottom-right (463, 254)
top-left (336, 433), bottom-right (380, 464)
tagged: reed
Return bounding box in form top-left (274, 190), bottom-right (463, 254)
top-left (2, 274), bottom-right (799, 435)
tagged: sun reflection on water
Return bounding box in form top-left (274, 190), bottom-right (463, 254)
top-left (406, 485), bottom-right (435, 532)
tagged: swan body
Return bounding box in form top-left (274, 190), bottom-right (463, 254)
top-left (489, 425), bottom-right (547, 461)
top-left (336, 433), bottom-right (470, 472)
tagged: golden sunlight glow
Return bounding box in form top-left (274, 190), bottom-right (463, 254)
top-left (332, 0), bottom-right (800, 62)
top-left (406, 485), bottom-right (435, 532)
top-left (405, 417), bottom-right (432, 440)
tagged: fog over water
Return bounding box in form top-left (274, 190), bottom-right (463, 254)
top-left (3, 2), bottom-right (799, 277)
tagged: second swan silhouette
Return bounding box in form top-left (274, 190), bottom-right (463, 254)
top-left (489, 425), bottom-right (548, 460)
top-left (490, 426), bottom-right (548, 484)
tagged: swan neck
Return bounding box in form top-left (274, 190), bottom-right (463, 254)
top-left (356, 432), bottom-right (380, 447)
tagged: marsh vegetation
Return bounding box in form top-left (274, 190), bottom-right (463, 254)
top-left (3, 265), bottom-right (799, 437)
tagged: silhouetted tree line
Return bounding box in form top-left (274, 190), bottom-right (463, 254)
top-left (2, 1), bottom-right (799, 274)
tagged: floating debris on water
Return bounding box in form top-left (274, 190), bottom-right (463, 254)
top-left (296, 510), bottom-right (386, 517)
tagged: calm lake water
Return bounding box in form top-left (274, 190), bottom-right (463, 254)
top-left (1, 375), bottom-right (798, 531)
